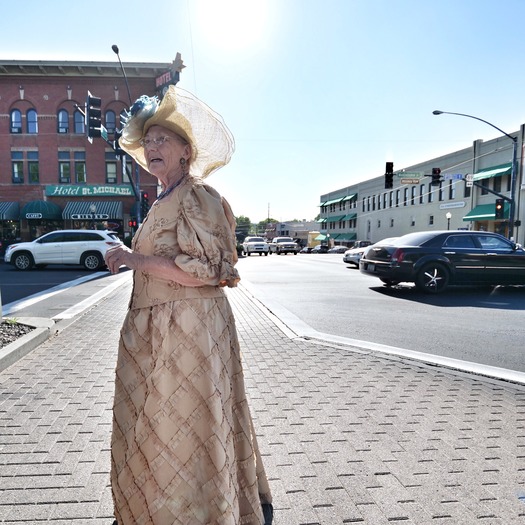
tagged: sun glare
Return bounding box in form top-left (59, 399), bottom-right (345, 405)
top-left (195, 0), bottom-right (270, 52)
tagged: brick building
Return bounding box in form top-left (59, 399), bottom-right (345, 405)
top-left (0, 57), bottom-right (182, 244)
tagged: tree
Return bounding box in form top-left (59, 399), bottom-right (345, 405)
top-left (235, 215), bottom-right (251, 241)
top-left (256, 218), bottom-right (278, 236)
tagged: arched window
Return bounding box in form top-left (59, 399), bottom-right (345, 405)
top-left (10, 109), bottom-right (22, 134)
top-left (105, 110), bottom-right (116, 134)
top-left (27, 109), bottom-right (38, 134)
top-left (57, 109), bottom-right (69, 133)
top-left (74, 109), bottom-right (85, 134)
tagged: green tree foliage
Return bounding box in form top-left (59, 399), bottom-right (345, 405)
top-left (235, 215), bottom-right (251, 240)
top-left (256, 218), bottom-right (278, 235)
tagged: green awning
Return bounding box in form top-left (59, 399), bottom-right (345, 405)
top-left (472, 163), bottom-right (512, 181)
top-left (343, 213), bottom-right (357, 220)
top-left (0, 201), bottom-right (20, 220)
top-left (62, 201), bottom-right (123, 220)
top-left (322, 197), bottom-right (344, 206)
top-left (315, 233), bottom-right (327, 241)
top-left (336, 233), bottom-right (357, 241)
top-left (326, 215), bottom-right (345, 222)
top-left (463, 202), bottom-right (509, 221)
top-left (20, 200), bottom-right (62, 220)
top-left (342, 194), bottom-right (357, 202)
top-left (318, 218), bottom-right (327, 223)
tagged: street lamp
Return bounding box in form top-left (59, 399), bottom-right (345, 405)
top-left (446, 211), bottom-right (452, 230)
top-left (432, 110), bottom-right (518, 240)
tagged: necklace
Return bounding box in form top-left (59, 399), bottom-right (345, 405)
top-left (156, 176), bottom-right (186, 202)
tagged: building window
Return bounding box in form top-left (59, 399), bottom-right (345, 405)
top-left (419, 184), bottom-right (425, 204)
top-left (493, 175), bottom-right (502, 194)
top-left (389, 191), bottom-right (393, 208)
top-left (481, 178), bottom-right (489, 195)
top-left (377, 219), bottom-right (381, 228)
top-left (428, 184), bottom-right (434, 203)
top-left (106, 152), bottom-right (117, 183)
top-left (11, 151), bottom-right (23, 183)
top-left (57, 109), bottom-right (69, 133)
top-left (58, 151), bottom-right (71, 183)
top-left (105, 110), bottom-right (116, 134)
top-left (403, 187), bottom-right (408, 206)
top-left (429, 215), bottom-right (434, 225)
top-left (411, 186), bottom-right (416, 205)
top-left (10, 109), bottom-right (22, 133)
top-left (449, 181), bottom-right (456, 200)
top-left (27, 109), bottom-right (38, 134)
top-left (464, 180), bottom-right (471, 198)
top-left (390, 218), bottom-right (394, 227)
top-left (383, 193), bottom-right (388, 208)
top-left (74, 151), bottom-right (86, 183)
top-left (27, 151), bottom-right (39, 183)
top-left (74, 110), bottom-right (85, 134)
top-left (438, 182), bottom-right (444, 201)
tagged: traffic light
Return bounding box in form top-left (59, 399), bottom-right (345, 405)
top-left (385, 161), bottom-right (394, 189)
top-left (431, 167), bottom-right (442, 186)
top-left (495, 198), bottom-right (505, 220)
top-left (114, 129), bottom-right (125, 158)
top-left (86, 91), bottom-right (102, 139)
top-left (128, 218), bottom-right (137, 228)
top-left (140, 191), bottom-right (150, 217)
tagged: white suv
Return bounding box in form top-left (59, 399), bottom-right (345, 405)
top-left (242, 236), bottom-right (270, 256)
top-left (4, 230), bottom-right (122, 271)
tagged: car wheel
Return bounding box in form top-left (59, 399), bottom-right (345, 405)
top-left (259, 253), bottom-right (263, 256)
top-left (13, 252), bottom-right (34, 271)
top-left (247, 252), bottom-right (251, 256)
top-left (415, 263), bottom-right (449, 293)
top-left (81, 252), bottom-right (104, 271)
top-left (264, 252), bottom-right (268, 256)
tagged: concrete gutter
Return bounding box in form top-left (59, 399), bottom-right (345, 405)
top-left (0, 317), bottom-right (56, 372)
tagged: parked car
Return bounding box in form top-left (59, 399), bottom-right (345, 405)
top-left (311, 244), bottom-right (329, 253)
top-left (300, 246), bottom-right (313, 254)
top-left (4, 230), bottom-right (122, 271)
top-left (359, 230), bottom-right (525, 293)
top-left (344, 238), bottom-right (396, 267)
top-left (269, 236), bottom-right (300, 255)
top-left (328, 246), bottom-right (347, 254)
top-left (241, 236), bottom-right (270, 256)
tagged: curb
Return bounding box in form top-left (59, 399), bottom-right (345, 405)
top-left (0, 317), bottom-right (56, 372)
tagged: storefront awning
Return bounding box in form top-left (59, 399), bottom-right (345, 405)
top-left (342, 194), bottom-right (357, 202)
top-left (62, 201), bottom-right (123, 220)
top-left (0, 202), bottom-right (20, 220)
top-left (314, 234), bottom-right (327, 241)
top-left (322, 197), bottom-right (344, 206)
top-left (342, 213), bottom-right (357, 220)
top-left (326, 215), bottom-right (345, 222)
top-left (472, 163), bottom-right (512, 181)
top-left (463, 202), bottom-right (509, 221)
top-left (336, 233), bottom-right (357, 241)
top-left (318, 218), bottom-right (327, 223)
top-left (20, 200), bottom-right (62, 220)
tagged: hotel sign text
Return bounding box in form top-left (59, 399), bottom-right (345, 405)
top-left (45, 184), bottom-right (134, 197)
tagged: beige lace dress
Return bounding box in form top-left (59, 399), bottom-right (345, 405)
top-left (111, 177), bottom-right (272, 524)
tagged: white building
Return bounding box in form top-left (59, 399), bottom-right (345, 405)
top-left (319, 126), bottom-right (524, 246)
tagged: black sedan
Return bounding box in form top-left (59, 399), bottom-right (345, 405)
top-left (359, 230), bottom-right (525, 293)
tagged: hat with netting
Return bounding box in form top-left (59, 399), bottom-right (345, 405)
top-left (119, 85), bottom-right (234, 178)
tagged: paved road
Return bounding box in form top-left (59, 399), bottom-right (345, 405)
top-left (236, 253), bottom-right (525, 374)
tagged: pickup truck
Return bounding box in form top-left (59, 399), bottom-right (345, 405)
top-left (241, 236), bottom-right (270, 256)
top-left (269, 237), bottom-right (300, 255)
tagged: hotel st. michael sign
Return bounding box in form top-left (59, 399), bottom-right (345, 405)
top-left (45, 184), bottom-right (134, 197)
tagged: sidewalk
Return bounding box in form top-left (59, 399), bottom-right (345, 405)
top-left (1, 275), bottom-right (525, 524)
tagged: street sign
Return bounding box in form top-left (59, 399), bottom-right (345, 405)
top-left (465, 174), bottom-right (473, 188)
top-left (443, 173), bottom-right (464, 180)
top-left (400, 178), bottom-right (420, 184)
top-left (398, 172), bottom-right (422, 178)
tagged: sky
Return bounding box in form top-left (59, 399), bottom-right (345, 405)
top-left (3, 0), bottom-right (525, 223)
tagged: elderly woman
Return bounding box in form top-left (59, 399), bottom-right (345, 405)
top-left (105, 87), bottom-right (272, 525)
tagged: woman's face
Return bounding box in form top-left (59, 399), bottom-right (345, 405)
top-left (142, 125), bottom-right (191, 184)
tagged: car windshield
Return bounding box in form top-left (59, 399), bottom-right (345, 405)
top-left (247, 237), bottom-right (264, 242)
top-left (277, 238), bottom-right (293, 243)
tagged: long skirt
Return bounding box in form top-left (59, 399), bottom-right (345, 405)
top-left (111, 297), bottom-right (272, 524)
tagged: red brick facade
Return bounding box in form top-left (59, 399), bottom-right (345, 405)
top-left (0, 59), bottom-right (180, 243)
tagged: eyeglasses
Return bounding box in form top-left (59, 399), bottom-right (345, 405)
top-left (139, 136), bottom-right (170, 148)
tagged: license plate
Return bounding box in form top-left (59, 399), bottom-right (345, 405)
top-left (366, 263), bottom-right (375, 271)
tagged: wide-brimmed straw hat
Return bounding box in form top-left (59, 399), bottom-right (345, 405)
top-left (119, 86), bottom-right (234, 178)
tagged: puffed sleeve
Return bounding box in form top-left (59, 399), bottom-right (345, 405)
top-left (174, 182), bottom-right (240, 287)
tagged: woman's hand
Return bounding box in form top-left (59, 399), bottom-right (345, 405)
top-left (105, 245), bottom-right (137, 274)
